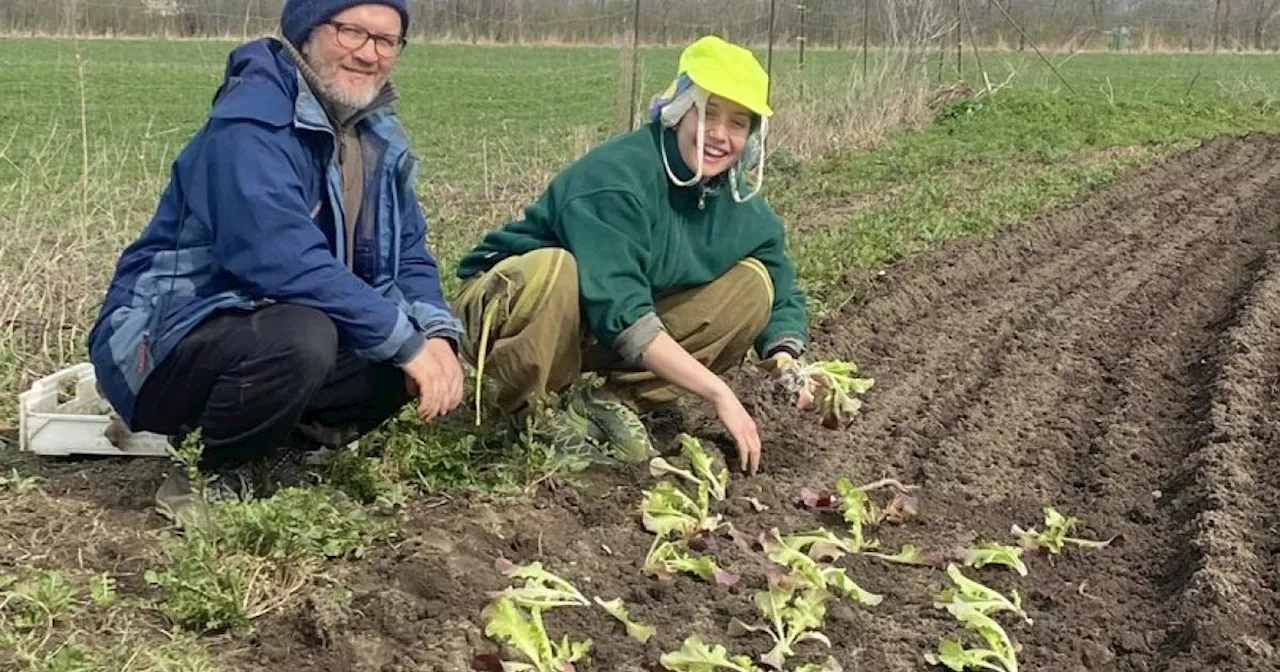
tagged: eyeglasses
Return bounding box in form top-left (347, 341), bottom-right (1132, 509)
top-left (325, 21), bottom-right (406, 58)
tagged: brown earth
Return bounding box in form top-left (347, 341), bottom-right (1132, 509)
top-left (6, 132), bottom-right (1280, 671)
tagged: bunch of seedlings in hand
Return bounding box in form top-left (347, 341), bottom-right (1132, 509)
top-left (775, 358), bottom-right (876, 429)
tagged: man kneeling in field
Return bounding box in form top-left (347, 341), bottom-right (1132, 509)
top-left (87, 0), bottom-right (464, 523)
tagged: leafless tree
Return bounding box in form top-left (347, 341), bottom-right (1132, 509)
top-left (1, 0), bottom-right (1275, 51)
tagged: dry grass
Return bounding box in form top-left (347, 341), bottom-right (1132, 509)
top-left (768, 58), bottom-right (937, 162)
top-left (767, 0), bottom-right (948, 162)
top-left (0, 124), bottom-right (171, 423)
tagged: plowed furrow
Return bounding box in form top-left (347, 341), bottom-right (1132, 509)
top-left (782, 134), bottom-right (1280, 670)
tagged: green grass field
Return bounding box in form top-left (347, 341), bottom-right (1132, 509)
top-left (3, 35), bottom-right (1280, 672)
top-left (2, 36), bottom-right (1280, 423)
top-left (1, 37), bottom-right (1279, 423)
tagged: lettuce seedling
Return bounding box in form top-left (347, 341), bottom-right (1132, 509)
top-left (834, 478), bottom-right (880, 551)
top-left (732, 531), bottom-right (880, 668)
top-left (956, 543), bottom-right (1028, 577)
top-left (934, 564), bottom-right (1030, 624)
top-left (641, 440), bottom-right (740, 590)
top-left (489, 559), bottom-right (591, 610)
top-left (1012, 506), bottom-right (1121, 554)
top-left (924, 602), bottom-right (1020, 672)
top-left (644, 539), bottom-right (741, 586)
top-left (594, 596), bottom-right (656, 643)
top-left (482, 561), bottom-right (593, 672)
top-left (799, 478), bottom-right (920, 553)
top-left (924, 627), bottom-right (1018, 672)
top-left (644, 436), bottom-right (734, 544)
top-left (642, 481), bottom-right (722, 540)
top-left (730, 572), bottom-right (832, 670)
top-left (860, 544), bottom-right (928, 566)
top-left (680, 433), bottom-right (730, 502)
top-left (776, 528), bottom-right (854, 562)
top-left (926, 565), bottom-right (1026, 672)
top-left (660, 634), bottom-right (760, 671)
top-left (760, 529), bottom-right (883, 607)
top-left (649, 433), bottom-right (730, 503)
top-left (481, 596), bottom-right (593, 672)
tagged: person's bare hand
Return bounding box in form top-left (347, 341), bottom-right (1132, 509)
top-left (401, 337), bottom-right (464, 421)
top-left (766, 352), bottom-right (824, 410)
top-left (712, 386), bottom-right (762, 475)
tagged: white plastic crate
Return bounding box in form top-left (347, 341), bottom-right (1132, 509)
top-left (17, 363), bottom-right (171, 457)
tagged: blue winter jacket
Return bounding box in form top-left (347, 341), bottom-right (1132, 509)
top-left (87, 37), bottom-right (462, 428)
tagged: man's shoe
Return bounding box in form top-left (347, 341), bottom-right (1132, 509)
top-left (154, 469), bottom-right (210, 527)
top-left (154, 466), bottom-right (253, 528)
top-left (249, 446), bottom-right (316, 495)
top-left (204, 467), bottom-right (255, 502)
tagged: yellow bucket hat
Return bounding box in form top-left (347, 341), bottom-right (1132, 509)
top-left (677, 35), bottom-right (773, 118)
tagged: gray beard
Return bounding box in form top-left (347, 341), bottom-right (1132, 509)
top-left (280, 36), bottom-right (379, 125)
top-left (309, 69), bottom-right (380, 111)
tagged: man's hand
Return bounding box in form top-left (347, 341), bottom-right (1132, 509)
top-left (401, 337), bottom-right (464, 421)
top-left (712, 386), bottom-right (762, 475)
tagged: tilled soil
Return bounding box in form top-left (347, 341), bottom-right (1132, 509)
top-left (6, 132), bottom-right (1280, 672)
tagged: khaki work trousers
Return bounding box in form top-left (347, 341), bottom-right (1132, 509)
top-left (451, 248), bottom-right (773, 413)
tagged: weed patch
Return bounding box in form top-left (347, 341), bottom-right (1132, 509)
top-left (0, 567), bottom-right (215, 672)
top-left (145, 486), bottom-right (393, 634)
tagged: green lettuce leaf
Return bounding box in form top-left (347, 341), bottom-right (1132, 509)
top-left (490, 560), bottom-right (590, 610)
top-left (594, 596), bottom-right (656, 643)
top-left (642, 481), bottom-right (706, 539)
top-left (935, 564), bottom-right (1030, 623)
top-left (959, 542), bottom-right (1028, 576)
top-left (659, 634), bottom-right (760, 671)
top-left (481, 597), bottom-right (551, 666)
top-left (861, 544), bottom-right (928, 566)
top-left (679, 433), bottom-right (729, 502)
top-left (924, 636), bottom-right (1012, 672)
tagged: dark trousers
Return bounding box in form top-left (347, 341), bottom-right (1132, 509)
top-left (133, 303), bottom-right (411, 471)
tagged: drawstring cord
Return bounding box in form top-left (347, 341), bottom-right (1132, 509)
top-left (472, 299), bottom-right (502, 427)
top-left (470, 274), bottom-right (513, 427)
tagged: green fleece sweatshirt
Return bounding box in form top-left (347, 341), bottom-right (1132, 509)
top-left (456, 121), bottom-right (809, 364)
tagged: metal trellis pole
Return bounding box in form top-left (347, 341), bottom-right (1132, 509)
top-left (628, 0), bottom-right (642, 130)
top-left (862, 0), bottom-right (870, 80)
top-left (798, 2), bottom-right (807, 99)
top-left (766, 0), bottom-right (777, 105)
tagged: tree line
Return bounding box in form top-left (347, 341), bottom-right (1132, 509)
top-left (3, 0), bottom-right (1278, 51)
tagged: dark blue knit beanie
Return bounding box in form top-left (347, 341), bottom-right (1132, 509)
top-left (281, 0), bottom-right (409, 48)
